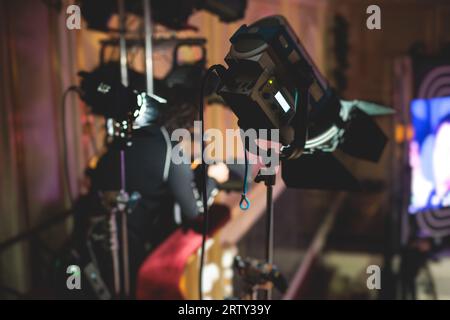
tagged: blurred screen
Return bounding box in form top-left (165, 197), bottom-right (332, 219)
top-left (409, 96), bottom-right (450, 213)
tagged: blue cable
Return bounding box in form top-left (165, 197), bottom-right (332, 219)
top-left (294, 89), bottom-right (299, 112)
top-left (239, 139), bottom-right (251, 211)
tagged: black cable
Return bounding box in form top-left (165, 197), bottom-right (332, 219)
top-left (198, 65), bottom-right (223, 300)
top-left (61, 86), bottom-right (81, 206)
top-left (0, 209), bottom-right (73, 253)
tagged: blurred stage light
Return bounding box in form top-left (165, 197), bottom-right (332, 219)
top-left (78, 0), bottom-right (247, 31)
top-left (77, 58), bottom-right (210, 131)
top-left (77, 63), bottom-right (164, 130)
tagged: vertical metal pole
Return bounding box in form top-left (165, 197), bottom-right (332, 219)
top-left (121, 203), bottom-right (130, 297)
top-left (266, 185), bottom-right (274, 265)
top-left (118, 0), bottom-right (129, 87)
top-left (143, 0), bottom-right (154, 94)
top-left (119, 150), bottom-right (130, 297)
top-left (254, 133), bottom-right (276, 300)
top-left (110, 212), bottom-right (121, 296)
top-left (265, 183), bottom-right (274, 300)
top-left (265, 131), bottom-right (274, 300)
top-left (120, 150), bottom-right (126, 192)
top-left (117, 0), bottom-right (130, 298)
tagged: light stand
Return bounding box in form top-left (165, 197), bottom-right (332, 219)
top-left (112, 0), bottom-right (155, 299)
top-left (254, 170), bottom-right (276, 299)
top-left (199, 14), bottom-right (390, 302)
top-left (77, 0), bottom-right (158, 299)
top-left (96, 0), bottom-right (131, 299)
top-left (245, 68), bottom-right (312, 301)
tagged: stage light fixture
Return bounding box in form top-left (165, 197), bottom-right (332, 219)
top-left (77, 59), bottom-right (211, 133)
top-left (77, 63), bottom-right (165, 131)
top-left (214, 15), bottom-right (394, 190)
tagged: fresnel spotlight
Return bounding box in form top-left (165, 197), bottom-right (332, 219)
top-left (213, 15), bottom-right (393, 190)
